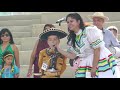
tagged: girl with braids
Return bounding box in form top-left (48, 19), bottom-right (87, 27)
top-left (55, 13), bottom-right (120, 78)
top-left (0, 51), bottom-right (19, 78)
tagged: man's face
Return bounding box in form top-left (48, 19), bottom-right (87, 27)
top-left (93, 17), bottom-right (104, 29)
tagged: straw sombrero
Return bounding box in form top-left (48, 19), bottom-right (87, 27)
top-left (88, 12), bottom-right (109, 21)
top-left (39, 28), bottom-right (68, 40)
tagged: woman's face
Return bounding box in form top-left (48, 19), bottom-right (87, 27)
top-left (1, 32), bottom-right (10, 43)
top-left (47, 35), bottom-right (60, 48)
top-left (66, 17), bottom-right (80, 31)
top-left (4, 56), bottom-right (13, 65)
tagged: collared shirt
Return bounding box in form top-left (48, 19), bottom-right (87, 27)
top-left (102, 28), bottom-right (120, 48)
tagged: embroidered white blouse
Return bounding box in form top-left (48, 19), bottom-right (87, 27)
top-left (67, 25), bottom-right (105, 58)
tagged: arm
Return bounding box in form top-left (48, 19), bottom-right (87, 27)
top-left (13, 44), bottom-right (20, 68)
top-left (27, 40), bottom-right (39, 77)
top-left (86, 26), bottom-right (103, 77)
top-left (38, 50), bottom-right (44, 71)
top-left (92, 48), bottom-right (100, 69)
top-left (28, 39), bottom-right (39, 69)
top-left (108, 30), bottom-right (120, 48)
top-left (57, 46), bottom-right (76, 59)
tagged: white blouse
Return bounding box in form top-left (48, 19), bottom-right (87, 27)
top-left (67, 25), bottom-right (105, 58)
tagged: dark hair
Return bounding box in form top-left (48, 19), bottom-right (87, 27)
top-left (3, 51), bottom-right (13, 59)
top-left (0, 28), bottom-right (14, 44)
top-left (43, 24), bottom-right (55, 31)
top-left (66, 13), bottom-right (85, 48)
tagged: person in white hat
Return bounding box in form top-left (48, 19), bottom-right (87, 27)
top-left (107, 26), bottom-right (119, 40)
top-left (88, 12), bottom-right (120, 49)
top-left (106, 26), bottom-right (120, 58)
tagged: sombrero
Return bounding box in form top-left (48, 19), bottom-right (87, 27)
top-left (39, 28), bottom-right (68, 40)
top-left (88, 12), bottom-right (109, 21)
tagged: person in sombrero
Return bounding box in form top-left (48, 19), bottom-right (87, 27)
top-left (88, 12), bottom-right (120, 50)
top-left (38, 28), bottom-right (67, 78)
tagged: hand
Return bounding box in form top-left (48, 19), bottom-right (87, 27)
top-left (27, 68), bottom-right (32, 77)
top-left (55, 43), bottom-right (60, 52)
top-left (91, 67), bottom-right (97, 78)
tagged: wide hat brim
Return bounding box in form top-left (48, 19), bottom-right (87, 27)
top-left (88, 15), bottom-right (109, 21)
top-left (39, 28), bottom-right (68, 40)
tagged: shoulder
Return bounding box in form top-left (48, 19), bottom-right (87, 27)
top-left (11, 44), bottom-right (18, 51)
top-left (104, 29), bottom-right (113, 35)
top-left (85, 25), bottom-right (98, 30)
top-left (39, 48), bottom-right (47, 54)
top-left (11, 44), bottom-right (17, 48)
top-left (85, 25), bottom-right (101, 34)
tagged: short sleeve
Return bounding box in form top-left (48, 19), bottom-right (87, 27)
top-left (86, 26), bottom-right (105, 49)
top-left (14, 65), bottom-right (20, 74)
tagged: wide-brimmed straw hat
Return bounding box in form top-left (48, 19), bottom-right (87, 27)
top-left (39, 28), bottom-right (68, 40)
top-left (88, 12), bottom-right (109, 21)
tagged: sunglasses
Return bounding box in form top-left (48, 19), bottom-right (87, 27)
top-left (1, 34), bottom-right (10, 37)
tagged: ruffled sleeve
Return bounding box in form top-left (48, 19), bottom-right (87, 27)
top-left (86, 26), bottom-right (105, 49)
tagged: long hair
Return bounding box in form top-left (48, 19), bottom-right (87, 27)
top-left (66, 13), bottom-right (85, 48)
top-left (0, 28), bottom-right (14, 44)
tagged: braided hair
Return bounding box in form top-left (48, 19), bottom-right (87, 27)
top-left (0, 51), bottom-right (14, 75)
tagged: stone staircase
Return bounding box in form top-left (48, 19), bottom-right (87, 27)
top-left (0, 12), bottom-right (120, 78)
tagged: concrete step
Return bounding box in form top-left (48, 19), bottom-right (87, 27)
top-left (16, 45), bottom-right (21, 51)
top-left (19, 50), bottom-right (32, 65)
top-left (0, 13), bottom-right (41, 21)
top-left (19, 49), bottom-right (69, 65)
top-left (0, 26), bottom-right (32, 32)
top-left (39, 12), bottom-right (120, 24)
top-left (12, 32), bottom-right (32, 38)
top-left (31, 23), bottom-right (68, 37)
top-left (14, 38), bottom-right (22, 45)
top-left (117, 34), bottom-right (120, 40)
top-left (19, 36), bottom-right (67, 51)
top-left (0, 19), bottom-right (41, 26)
top-left (21, 37), bottom-right (38, 51)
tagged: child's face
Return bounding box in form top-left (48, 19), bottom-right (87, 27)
top-left (47, 35), bottom-right (60, 48)
top-left (4, 56), bottom-right (13, 65)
